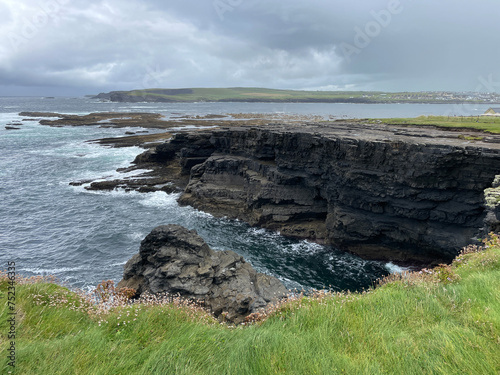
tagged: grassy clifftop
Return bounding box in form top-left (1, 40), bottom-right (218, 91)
top-left (1, 241), bottom-right (499, 374)
top-left (95, 87), bottom-right (387, 103)
top-left (363, 115), bottom-right (500, 134)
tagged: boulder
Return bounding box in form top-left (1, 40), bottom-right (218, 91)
top-left (118, 225), bottom-right (288, 324)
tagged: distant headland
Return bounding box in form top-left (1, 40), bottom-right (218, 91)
top-left (92, 87), bottom-right (500, 104)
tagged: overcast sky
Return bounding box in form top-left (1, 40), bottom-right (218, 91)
top-left (1, 0), bottom-right (500, 96)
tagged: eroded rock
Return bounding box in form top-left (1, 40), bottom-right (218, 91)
top-left (118, 225), bottom-right (288, 324)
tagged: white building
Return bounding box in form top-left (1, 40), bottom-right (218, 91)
top-left (483, 108), bottom-right (500, 116)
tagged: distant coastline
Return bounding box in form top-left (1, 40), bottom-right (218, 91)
top-left (92, 87), bottom-right (500, 105)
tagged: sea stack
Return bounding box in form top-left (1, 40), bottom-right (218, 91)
top-left (118, 224), bottom-right (288, 324)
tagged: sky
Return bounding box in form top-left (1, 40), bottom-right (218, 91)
top-left (1, 0), bottom-right (500, 96)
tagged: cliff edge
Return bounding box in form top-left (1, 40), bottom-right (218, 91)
top-left (132, 121), bottom-right (500, 264)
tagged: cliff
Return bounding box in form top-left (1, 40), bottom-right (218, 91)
top-left (133, 122), bottom-right (500, 264)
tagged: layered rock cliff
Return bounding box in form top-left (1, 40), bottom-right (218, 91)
top-left (135, 122), bottom-right (500, 264)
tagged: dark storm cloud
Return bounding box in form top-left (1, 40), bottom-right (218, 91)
top-left (0, 0), bottom-right (499, 96)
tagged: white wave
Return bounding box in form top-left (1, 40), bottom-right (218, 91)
top-left (22, 265), bottom-right (88, 274)
top-left (288, 241), bottom-right (324, 255)
top-left (0, 113), bottom-right (24, 123)
top-left (75, 186), bottom-right (140, 197)
top-left (126, 232), bottom-right (147, 241)
top-left (248, 227), bottom-right (271, 236)
top-left (169, 125), bottom-right (218, 131)
top-left (190, 208), bottom-right (214, 218)
top-left (109, 261), bottom-right (128, 267)
top-left (385, 262), bottom-right (410, 274)
top-left (97, 117), bottom-right (132, 123)
top-left (31, 138), bottom-right (143, 161)
top-left (92, 168), bottom-right (153, 181)
top-left (276, 276), bottom-right (303, 291)
top-left (139, 191), bottom-right (180, 208)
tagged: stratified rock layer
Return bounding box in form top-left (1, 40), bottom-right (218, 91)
top-left (136, 122), bottom-right (500, 263)
top-left (118, 225), bottom-right (288, 324)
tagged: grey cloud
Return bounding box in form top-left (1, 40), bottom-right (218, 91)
top-left (0, 0), bottom-right (499, 95)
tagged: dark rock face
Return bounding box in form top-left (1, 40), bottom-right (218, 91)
top-left (140, 123), bottom-right (500, 263)
top-left (118, 225), bottom-right (288, 324)
top-left (93, 89), bottom-right (193, 102)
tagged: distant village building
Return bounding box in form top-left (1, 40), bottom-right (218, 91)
top-left (483, 108), bottom-right (500, 116)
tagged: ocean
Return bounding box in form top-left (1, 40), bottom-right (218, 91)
top-left (0, 97), bottom-right (490, 292)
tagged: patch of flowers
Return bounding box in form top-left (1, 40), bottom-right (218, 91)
top-left (9, 278), bottom-right (217, 328)
top-left (3, 232), bottom-right (499, 328)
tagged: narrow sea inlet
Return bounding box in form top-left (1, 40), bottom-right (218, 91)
top-left (2, 97), bottom-right (487, 292)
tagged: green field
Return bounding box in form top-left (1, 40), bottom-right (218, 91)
top-left (106, 87), bottom-right (386, 102)
top-left (95, 87), bottom-right (500, 104)
top-left (2, 239), bottom-right (499, 374)
top-left (364, 115), bottom-right (500, 134)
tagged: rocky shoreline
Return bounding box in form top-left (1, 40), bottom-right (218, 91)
top-left (23, 111), bottom-right (500, 265)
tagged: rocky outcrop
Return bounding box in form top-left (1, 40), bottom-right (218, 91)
top-left (117, 225), bottom-right (288, 324)
top-left (135, 122), bottom-right (500, 264)
top-left (93, 89), bottom-right (193, 103)
top-left (484, 175), bottom-right (500, 232)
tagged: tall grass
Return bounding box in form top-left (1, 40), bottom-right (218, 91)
top-left (1, 239), bottom-right (499, 374)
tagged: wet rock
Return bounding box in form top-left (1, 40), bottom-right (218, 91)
top-left (69, 179), bottom-right (95, 187)
top-left (86, 180), bottom-right (122, 191)
top-left (118, 225), bottom-right (288, 324)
